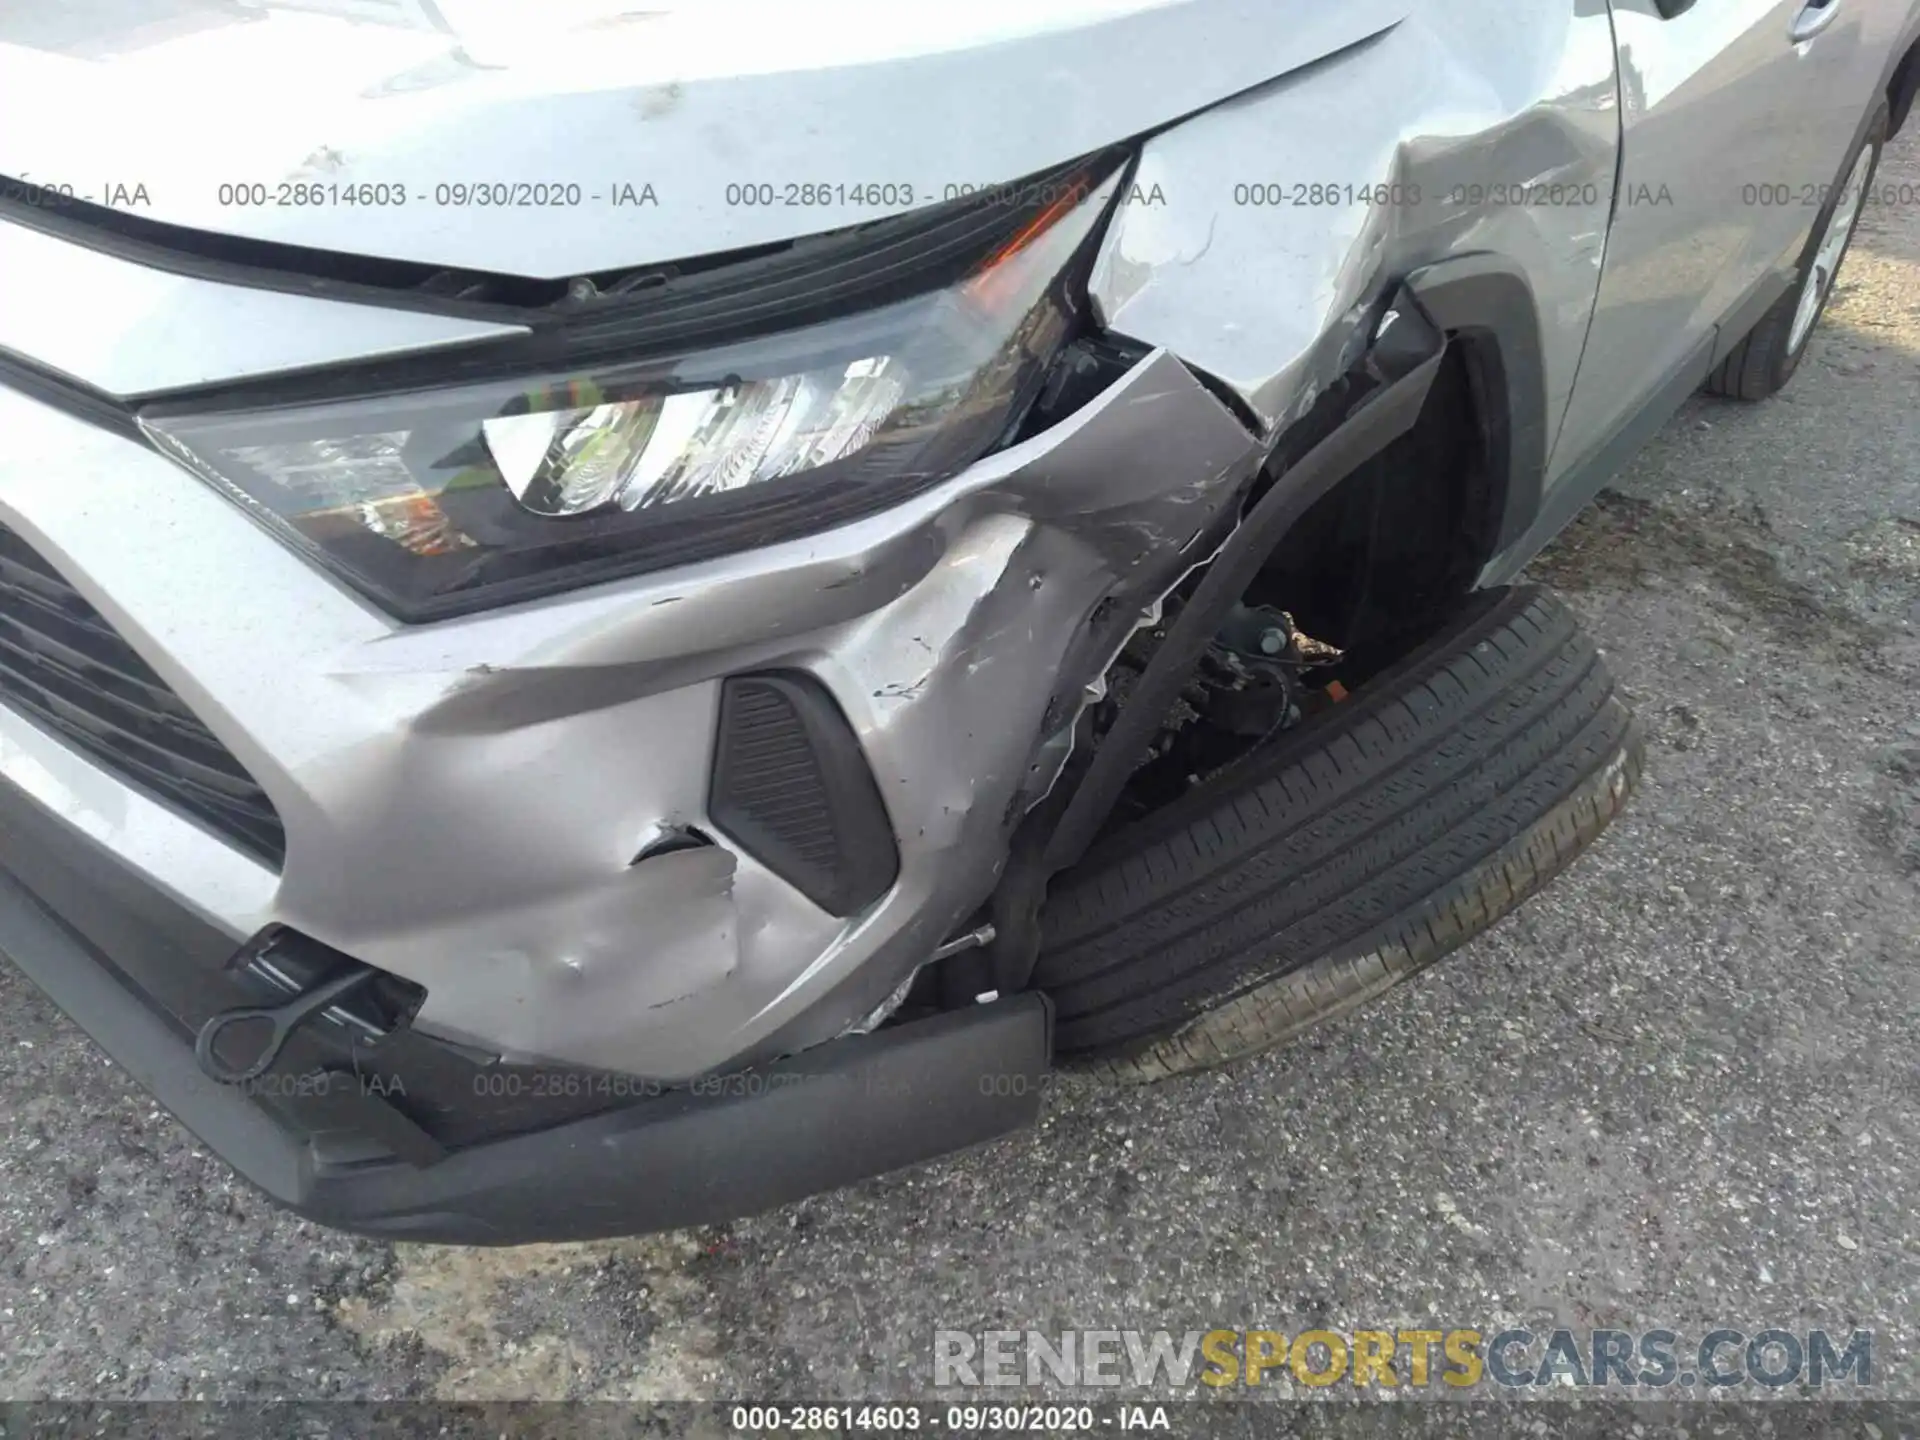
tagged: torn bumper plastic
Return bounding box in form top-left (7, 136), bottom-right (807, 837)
top-left (0, 285), bottom-right (1464, 1240)
top-left (0, 339), bottom-right (1259, 1084)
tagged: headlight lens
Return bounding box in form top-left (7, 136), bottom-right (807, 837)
top-left (141, 167), bottom-right (1120, 621)
top-left (480, 353), bottom-right (913, 517)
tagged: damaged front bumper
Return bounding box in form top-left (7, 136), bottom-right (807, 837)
top-left (0, 263), bottom-right (1467, 1240)
top-left (0, 203), bottom-right (1487, 1254)
top-left (0, 118), bottom-right (1290, 1238)
top-left (0, 277), bottom-right (1262, 1235)
top-left (0, 767), bottom-right (1055, 1242)
top-left (0, 0), bottom-right (1640, 1237)
top-left (0, 339), bottom-right (1260, 1081)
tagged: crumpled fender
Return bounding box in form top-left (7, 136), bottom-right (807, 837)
top-left (1089, 0), bottom-right (1619, 461)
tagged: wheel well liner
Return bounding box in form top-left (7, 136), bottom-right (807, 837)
top-left (1250, 342), bottom-right (1502, 668)
top-left (970, 265), bottom-right (1542, 1001)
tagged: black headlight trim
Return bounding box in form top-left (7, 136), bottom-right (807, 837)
top-left (130, 150), bottom-right (1134, 416)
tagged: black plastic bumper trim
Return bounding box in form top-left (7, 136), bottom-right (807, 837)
top-left (0, 864), bottom-right (308, 1199)
top-left (0, 845), bottom-right (1051, 1242)
top-left (709, 672), bottom-right (901, 917)
top-left (304, 994), bottom-right (1051, 1243)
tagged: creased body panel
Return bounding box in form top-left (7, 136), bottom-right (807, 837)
top-left (1089, 0), bottom-right (1619, 462)
top-left (0, 349), bottom-right (1258, 1078)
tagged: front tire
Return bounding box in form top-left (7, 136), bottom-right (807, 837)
top-left (1705, 104), bottom-right (1886, 401)
top-left (1032, 587), bottom-right (1642, 1080)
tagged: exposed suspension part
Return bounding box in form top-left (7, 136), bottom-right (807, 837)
top-left (1090, 599), bottom-right (1343, 819)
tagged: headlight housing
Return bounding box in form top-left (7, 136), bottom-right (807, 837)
top-left (141, 163), bottom-right (1124, 621)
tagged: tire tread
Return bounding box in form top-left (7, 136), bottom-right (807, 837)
top-left (1033, 586), bottom-right (1644, 1075)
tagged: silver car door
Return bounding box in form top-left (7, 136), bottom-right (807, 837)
top-left (1548, 0), bottom-right (1880, 478)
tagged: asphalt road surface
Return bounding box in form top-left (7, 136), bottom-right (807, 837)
top-left (4, 132), bottom-right (1918, 1415)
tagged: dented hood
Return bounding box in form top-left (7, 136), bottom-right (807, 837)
top-left (0, 0), bottom-right (1405, 277)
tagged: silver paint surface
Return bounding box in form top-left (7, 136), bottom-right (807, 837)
top-left (0, 0), bottom-right (1914, 1079)
top-left (0, 0), bottom-right (1407, 276)
top-left (0, 707), bottom-right (275, 940)
top-left (0, 222), bottom-right (525, 393)
top-left (1546, 0), bottom-right (1906, 472)
top-left (1089, 0), bottom-right (1621, 449)
top-left (0, 352), bottom-right (1258, 1077)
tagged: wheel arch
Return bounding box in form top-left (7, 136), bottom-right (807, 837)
top-left (1887, 28), bottom-right (1920, 136)
top-left (1241, 255), bottom-right (1554, 667)
top-left (1404, 253), bottom-right (1552, 558)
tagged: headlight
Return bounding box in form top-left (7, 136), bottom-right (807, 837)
top-left (141, 164), bottom-right (1123, 621)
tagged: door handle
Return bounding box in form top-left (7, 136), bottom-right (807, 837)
top-left (1790, 0), bottom-right (1841, 42)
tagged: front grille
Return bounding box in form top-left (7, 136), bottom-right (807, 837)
top-left (0, 525), bottom-right (286, 866)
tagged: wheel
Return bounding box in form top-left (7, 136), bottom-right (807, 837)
top-left (1705, 104), bottom-right (1887, 400)
top-left (1032, 586), bottom-right (1643, 1080)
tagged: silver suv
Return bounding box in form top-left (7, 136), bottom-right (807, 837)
top-left (2, 0), bottom-right (1916, 1243)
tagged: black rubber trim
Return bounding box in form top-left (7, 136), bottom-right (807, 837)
top-left (0, 839), bottom-right (1052, 1242)
top-left (116, 151), bottom-right (1128, 410)
top-left (1482, 326), bottom-right (1716, 585)
top-left (0, 181), bottom-right (547, 325)
top-left (307, 994), bottom-right (1051, 1243)
top-left (1405, 254), bottom-right (1549, 556)
top-left (0, 345), bottom-right (144, 441)
top-left (709, 673), bottom-right (901, 916)
top-left (1892, 35), bottom-right (1920, 135)
top-left (0, 862), bottom-right (308, 1200)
